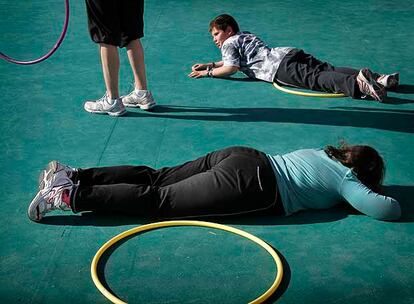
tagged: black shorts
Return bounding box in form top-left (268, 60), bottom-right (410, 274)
top-left (85, 0), bottom-right (144, 48)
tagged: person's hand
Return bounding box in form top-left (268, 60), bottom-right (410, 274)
top-left (191, 63), bottom-right (208, 72)
top-left (188, 70), bottom-right (207, 78)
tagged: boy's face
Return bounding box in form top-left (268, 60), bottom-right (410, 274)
top-left (211, 26), bottom-right (234, 48)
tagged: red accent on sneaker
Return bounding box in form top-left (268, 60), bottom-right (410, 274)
top-left (62, 189), bottom-right (71, 208)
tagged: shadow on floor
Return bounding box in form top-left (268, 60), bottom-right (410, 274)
top-left (41, 213), bottom-right (151, 226)
top-left (383, 96), bottom-right (414, 105)
top-left (39, 207), bottom-right (348, 227)
top-left (383, 185), bottom-right (414, 222)
top-left (394, 84), bottom-right (414, 94)
top-left (220, 77), bottom-right (414, 103)
top-left (125, 105), bottom-right (414, 133)
top-left (263, 246), bottom-right (291, 304)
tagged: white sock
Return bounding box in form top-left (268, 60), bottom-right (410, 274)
top-left (134, 89), bottom-right (148, 97)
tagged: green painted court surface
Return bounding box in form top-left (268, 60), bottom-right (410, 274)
top-left (1, 0), bottom-right (413, 303)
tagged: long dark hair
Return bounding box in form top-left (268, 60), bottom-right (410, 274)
top-left (209, 14), bottom-right (240, 33)
top-left (324, 142), bottom-right (385, 192)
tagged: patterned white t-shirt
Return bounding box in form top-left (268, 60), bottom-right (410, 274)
top-left (221, 31), bottom-right (294, 82)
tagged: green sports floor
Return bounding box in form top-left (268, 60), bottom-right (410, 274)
top-left (1, 0), bottom-right (413, 303)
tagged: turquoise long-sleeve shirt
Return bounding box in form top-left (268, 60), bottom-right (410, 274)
top-left (267, 149), bottom-right (401, 220)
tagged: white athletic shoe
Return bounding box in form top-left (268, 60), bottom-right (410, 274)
top-left (38, 160), bottom-right (77, 190)
top-left (122, 89), bottom-right (156, 110)
top-left (28, 170), bottom-right (74, 222)
top-left (357, 68), bottom-right (387, 102)
top-left (376, 73), bottom-right (399, 90)
top-left (84, 93), bottom-right (126, 116)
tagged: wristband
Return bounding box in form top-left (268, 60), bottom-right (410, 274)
top-left (207, 65), bottom-right (213, 77)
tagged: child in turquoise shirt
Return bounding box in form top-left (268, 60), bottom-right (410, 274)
top-left (28, 143), bottom-right (400, 222)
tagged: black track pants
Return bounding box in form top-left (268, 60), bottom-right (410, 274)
top-left (276, 49), bottom-right (361, 98)
top-left (72, 146), bottom-right (282, 219)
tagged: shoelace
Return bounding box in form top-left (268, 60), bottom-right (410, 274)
top-left (99, 92), bottom-right (108, 102)
top-left (98, 93), bottom-right (110, 104)
top-left (94, 92), bottom-right (118, 110)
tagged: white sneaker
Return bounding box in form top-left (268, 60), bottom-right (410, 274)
top-left (376, 73), bottom-right (399, 90)
top-left (84, 93), bottom-right (126, 116)
top-left (357, 68), bottom-right (387, 102)
top-left (122, 89), bottom-right (156, 110)
top-left (28, 170), bottom-right (74, 222)
top-left (39, 160), bottom-right (77, 190)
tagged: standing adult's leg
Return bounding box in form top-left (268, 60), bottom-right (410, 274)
top-left (100, 43), bottom-right (120, 99)
top-left (84, 0), bottom-right (126, 115)
top-left (120, 0), bottom-right (156, 109)
top-left (120, 0), bottom-right (146, 90)
top-left (85, 0), bottom-right (121, 99)
top-left (126, 39), bottom-right (147, 90)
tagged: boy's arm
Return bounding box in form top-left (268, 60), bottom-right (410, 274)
top-left (210, 65), bottom-right (238, 77)
top-left (189, 38), bottom-right (241, 78)
top-left (188, 63), bottom-right (238, 78)
top-left (191, 61), bottom-right (224, 71)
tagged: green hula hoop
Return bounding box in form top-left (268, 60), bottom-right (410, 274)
top-left (91, 220), bottom-right (283, 304)
top-left (273, 81), bottom-right (346, 98)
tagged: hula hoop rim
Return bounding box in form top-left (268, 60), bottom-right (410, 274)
top-left (0, 0), bottom-right (70, 65)
top-left (273, 81), bottom-right (346, 98)
top-left (91, 220), bottom-right (284, 304)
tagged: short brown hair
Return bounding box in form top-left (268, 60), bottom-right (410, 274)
top-left (324, 141), bottom-right (385, 192)
top-left (209, 14), bottom-right (240, 33)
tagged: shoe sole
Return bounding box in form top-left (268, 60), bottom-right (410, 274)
top-left (85, 108), bottom-right (127, 116)
top-left (108, 109), bottom-right (127, 116)
top-left (360, 69), bottom-right (387, 102)
top-left (27, 190), bottom-right (43, 222)
top-left (123, 102), bottom-right (156, 110)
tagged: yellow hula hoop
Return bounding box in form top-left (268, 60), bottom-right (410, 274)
top-left (273, 81), bottom-right (346, 98)
top-left (91, 220), bottom-right (284, 304)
